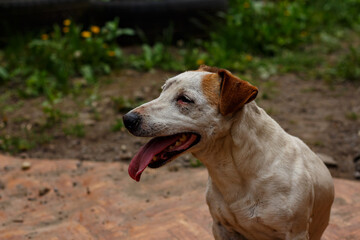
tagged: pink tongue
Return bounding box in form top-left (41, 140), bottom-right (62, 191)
top-left (128, 135), bottom-right (180, 181)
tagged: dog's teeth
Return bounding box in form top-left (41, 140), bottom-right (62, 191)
top-left (169, 146), bottom-right (174, 150)
top-left (152, 156), bottom-right (157, 161)
top-left (175, 141), bottom-right (181, 146)
top-left (180, 134), bottom-right (187, 142)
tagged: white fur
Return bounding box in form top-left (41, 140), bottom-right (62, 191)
top-left (129, 71), bottom-right (334, 240)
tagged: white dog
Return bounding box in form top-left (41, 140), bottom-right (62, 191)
top-left (123, 66), bottom-right (334, 240)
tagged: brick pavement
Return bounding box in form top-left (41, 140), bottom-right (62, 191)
top-left (0, 155), bottom-right (359, 240)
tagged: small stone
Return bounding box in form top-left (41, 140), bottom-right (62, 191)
top-left (13, 219), bottom-right (23, 223)
top-left (167, 165), bottom-right (179, 172)
top-left (142, 86), bottom-right (151, 94)
top-left (21, 161), bottom-right (31, 171)
top-left (120, 144), bottom-right (127, 152)
top-left (102, 97), bottom-right (112, 105)
top-left (0, 180), bottom-right (5, 190)
top-left (83, 119), bottom-right (95, 126)
top-left (121, 152), bottom-right (132, 161)
top-left (133, 91), bottom-right (145, 101)
top-left (39, 188), bottom-right (50, 197)
top-left (76, 161), bottom-right (83, 168)
top-left (354, 171), bottom-right (360, 179)
top-left (19, 153), bottom-right (28, 159)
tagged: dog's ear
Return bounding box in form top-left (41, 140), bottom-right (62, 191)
top-left (197, 65), bottom-right (219, 73)
top-left (218, 69), bottom-right (258, 116)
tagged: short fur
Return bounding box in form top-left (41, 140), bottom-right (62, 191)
top-left (126, 67), bottom-right (334, 240)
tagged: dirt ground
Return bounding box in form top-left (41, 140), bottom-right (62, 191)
top-left (1, 69), bottom-right (360, 179)
top-left (1, 155), bottom-right (360, 239)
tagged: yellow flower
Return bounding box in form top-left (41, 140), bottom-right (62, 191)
top-left (63, 19), bottom-right (71, 26)
top-left (81, 31), bottom-right (92, 38)
top-left (300, 31), bottom-right (308, 37)
top-left (243, 2), bottom-right (250, 8)
top-left (107, 50), bottom-right (116, 57)
top-left (63, 27), bottom-right (69, 33)
top-left (41, 34), bottom-right (49, 40)
top-left (245, 54), bottom-right (253, 62)
top-left (196, 59), bottom-right (205, 65)
top-left (90, 25), bottom-right (100, 34)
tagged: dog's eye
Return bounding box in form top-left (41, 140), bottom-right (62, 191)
top-left (176, 95), bottom-right (194, 104)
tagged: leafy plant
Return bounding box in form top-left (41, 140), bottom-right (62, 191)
top-left (210, 0), bottom-right (311, 56)
top-left (112, 96), bottom-right (143, 113)
top-left (189, 158), bottom-right (203, 168)
top-left (336, 47), bottom-right (360, 81)
top-left (111, 119), bottom-right (125, 132)
top-left (129, 43), bottom-right (182, 71)
top-left (3, 18), bottom-right (134, 98)
top-left (42, 97), bottom-right (67, 127)
top-left (0, 66), bottom-right (9, 82)
top-left (63, 123), bottom-right (86, 137)
top-left (0, 135), bottom-right (33, 153)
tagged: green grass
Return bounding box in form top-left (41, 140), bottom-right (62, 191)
top-left (346, 112), bottom-right (359, 121)
top-left (63, 123), bottom-right (86, 138)
top-left (112, 96), bottom-right (143, 113)
top-left (0, 132), bottom-right (52, 153)
top-left (0, 136), bottom-right (33, 152)
top-left (111, 119), bottom-right (125, 132)
top-left (189, 158), bottom-right (203, 168)
top-left (336, 47), bottom-right (360, 81)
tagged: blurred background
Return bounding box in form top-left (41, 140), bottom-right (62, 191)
top-left (0, 0), bottom-right (359, 179)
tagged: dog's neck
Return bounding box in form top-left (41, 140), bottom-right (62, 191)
top-left (194, 102), bottom-right (290, 203)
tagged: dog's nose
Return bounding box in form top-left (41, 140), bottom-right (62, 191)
top-left (123, 112), bottom-right (142, 133)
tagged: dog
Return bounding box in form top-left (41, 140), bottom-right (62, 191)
top-left (123, 65), bottom-right (334, 240)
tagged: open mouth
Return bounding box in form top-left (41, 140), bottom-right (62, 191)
top-left (128, 132), bottom-right (201, 181)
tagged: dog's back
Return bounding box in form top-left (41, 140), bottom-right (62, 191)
top-left (203, 102), bottom-right (334, 239)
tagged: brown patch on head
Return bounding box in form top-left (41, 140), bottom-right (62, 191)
top-left (201, 73), bottom-right (221, 106)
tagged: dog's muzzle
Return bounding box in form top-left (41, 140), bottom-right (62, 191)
top-left (123, 112), bottom-right (142, 135)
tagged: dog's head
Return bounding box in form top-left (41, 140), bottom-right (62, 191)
top-left (123, 65), bottom-right (258, 181)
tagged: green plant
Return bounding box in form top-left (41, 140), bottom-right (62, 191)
top-left (189, 158), bottom-right (203, 168)
top-left (63, 123), bottom-right (86, 137)
top-left (307, 0), bottom-right (360, 32)
top-left (0, 131), bottom-right (52, 153)
top-left (0, 66), bottom-right (9, 83)
top-left (272, 50), bottom-right (323, 74)
top-left (3, 18), bottom-right (134, 98)
top-left (336, 47), bottom-right (360, 81)
top-left (179, 47), bottom-right (208, 70)
top-left (42, 97), bottom-right (67, 127)
top-left (112, 96), bottom-right (143, 113)
top-left (346, 112), bottom-right (359, 121)
top-left (111, 119), bottom-right (124, 132)
top-left (0, 135), bottom-right (33, 153)
top-left (210, 0), bottom-right (310, 56)
top-left (129, 43), bottom-right (182, 71)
